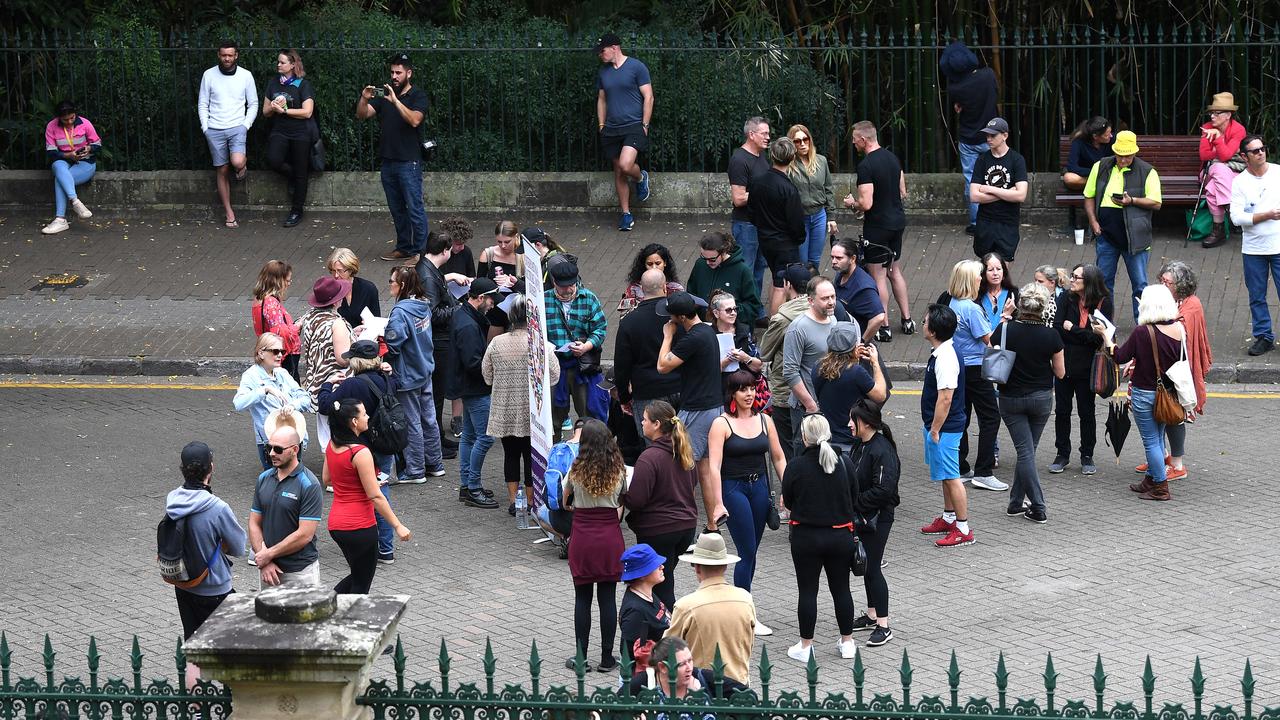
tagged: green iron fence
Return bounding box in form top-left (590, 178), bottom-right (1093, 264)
top-left (358, 637), bottom-right (1278, 720)
top-left (2, 26), bottom-right (1278, 175)
top-left (0, 633), bottom-right (230, 720)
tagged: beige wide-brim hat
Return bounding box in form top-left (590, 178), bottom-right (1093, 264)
top-left (1206, 92), bottom-right (1238, 113)
top-left (264, 408), bottom-right (308, 441)
top-left (678, 533), bottom-right (741, 566)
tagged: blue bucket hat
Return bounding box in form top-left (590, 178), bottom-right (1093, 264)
top-left (620, 544), bottom-right (665, 582)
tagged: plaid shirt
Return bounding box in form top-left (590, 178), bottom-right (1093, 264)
top-left (544, 286), bottom-right (608, 357)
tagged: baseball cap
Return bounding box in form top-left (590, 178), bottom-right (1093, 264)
top-left (593, 32), bottom-right (621, 51)
top-left (826, 323), bottom-right (861, 354)
top-left (549, 260), bottom-right (581, 288)
top-left (520, 227), bottom-right (548, 245)
top-left (468, 277), bottom-right (501, 298)
top-left (655, 290), bottom-right (708, 317)
top-left (342, 339), bottom-right (380, 360)
top-left (781, 263), bottom-right (812, 290)
top-left (180, 441), bottom-right (213, 472)
top-left (980, 117), bottom-right (1010, 135)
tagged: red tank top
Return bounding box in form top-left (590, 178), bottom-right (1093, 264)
top-left (326, 443), bottom-right (376, 531)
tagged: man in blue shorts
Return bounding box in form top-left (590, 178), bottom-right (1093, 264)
top-left (595, 33), bottom-right (653, 232)
top-left (918, 304), bottom-right (975, 548)
top-left (197, 41), bottom-right (257, 228)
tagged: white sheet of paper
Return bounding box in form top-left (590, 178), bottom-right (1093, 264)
top-left (448, 280), bottom-right (470, 299)
top-left (498, 292), bottom-right (520, 315)
top-left (556, 342), bottom-right (574, 353)
top-left (717, 332), bottom-right (739, 372)
top-left (1091, 309), bottom-right (1116, 345)
top-left (358, 307), bottom-right (389, 338)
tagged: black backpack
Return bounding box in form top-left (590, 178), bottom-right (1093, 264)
top-left (359, 374), bottom-right (409, 454)
top-left (156, 513), bottom-right (220, 590)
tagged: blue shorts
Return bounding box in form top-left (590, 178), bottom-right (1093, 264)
top-left (678, 407), bottom-right (721, 462)
top-left (205, 126), bottom-right (248, 167)
top-left (922, 427), bottom-right (962, 482)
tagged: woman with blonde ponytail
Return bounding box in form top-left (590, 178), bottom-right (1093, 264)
top-left (623, 400), bottom-right (699, 610)
top-left (780, 413), bottom-right (859, 664)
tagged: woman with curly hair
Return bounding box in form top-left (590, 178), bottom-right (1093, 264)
top-left (562, 418), bottom-right (626, 673)
top-left (251, 260), bottom-right (301, 380)
top-left (618, 243), bottom-right (684, 316)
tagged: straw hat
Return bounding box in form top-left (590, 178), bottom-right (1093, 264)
top-left (1206, 92), bottom-right (1238, 113)
top-left (678, 533), bottom-right (740, 566)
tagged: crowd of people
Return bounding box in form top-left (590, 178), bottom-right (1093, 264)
top-left (145, 36), bottom-right (1241, 692)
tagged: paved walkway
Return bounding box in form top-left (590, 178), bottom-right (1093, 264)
top-left (1, 209), bottom-right (1276, 377)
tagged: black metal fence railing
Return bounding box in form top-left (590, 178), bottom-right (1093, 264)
top-left (2, 26), bottom-right (1278, 174)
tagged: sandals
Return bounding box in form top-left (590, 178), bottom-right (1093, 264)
top-left (224, 219), bottom-right (239, 229)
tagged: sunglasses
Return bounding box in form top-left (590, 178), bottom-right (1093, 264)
top-left (1246, 146), bottom-right (1268, 155)
top-left (267, 444), bottom-right (297, 454)
top-left (793, 136), bottom-right (810, 143)
top-left (262, 348), bottom-right (285, 355)
top-left (719, 307), bottom-right (738, 313)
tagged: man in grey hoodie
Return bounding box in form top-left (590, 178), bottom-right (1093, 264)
top-left (165, 441), bottom-right (245, 684)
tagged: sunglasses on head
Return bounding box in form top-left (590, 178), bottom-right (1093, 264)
top-left (267, 444), bottom-right (296, 454)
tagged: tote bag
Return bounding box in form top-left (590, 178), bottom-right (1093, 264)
top-left (1165, 326), bottom-right (1197, 411)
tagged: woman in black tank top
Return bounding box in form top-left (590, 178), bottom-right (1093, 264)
top-left (705, 370), bottom-right (787, 636)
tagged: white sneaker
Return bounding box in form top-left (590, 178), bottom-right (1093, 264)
top-left (41, 217), bottom-right (70, 234)
top-left (70, 198), bottom-right (92, 218)
top-left (786, 641), bottom-right (811, 663)
top-left (837, 638), bottom-right (859, 659)
top-left (971, 475), bottom-right (1009, 491)
top-left (753, 621), bottom-right (773, 637)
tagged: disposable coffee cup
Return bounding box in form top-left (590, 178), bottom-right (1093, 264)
top-left (1074, 228), bottom-right (1085, 245)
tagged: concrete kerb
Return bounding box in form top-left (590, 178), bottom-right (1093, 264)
top-left (3, 355), bottom-right (1278, 384)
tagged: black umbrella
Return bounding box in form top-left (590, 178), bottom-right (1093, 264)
top-left (1104, 399), bottom-right (1132, 462)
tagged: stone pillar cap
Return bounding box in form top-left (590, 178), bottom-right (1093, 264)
top-left (255, 586), bottom-right (338, 624)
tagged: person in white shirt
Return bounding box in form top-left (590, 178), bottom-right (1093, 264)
top-left (1229, 134), bottom-right (1280, 356)
top-left (197, 41), bottom-right (257, 229)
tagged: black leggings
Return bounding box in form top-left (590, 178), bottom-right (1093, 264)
top-left (573, 581), bottom-right (617, 664)
top-left (501, 436), bottom-right (533, 486)
top-left (635, 527), bottom-right (696, 611)
top-left (266, 133), bottom-right (310, 213)
top-left (789, 525), bottom-right (857, 639)
top-left (857, 518), bottom-right (893, 618)
top-left (960, 365), bottom-right (1001, 477)
top-left (1054, 374), bottom-right (1097, 459)
top-left (331, 525), bottom-right (379, 594)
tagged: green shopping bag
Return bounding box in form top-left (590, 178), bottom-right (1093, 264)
top-left (1185, 200), bottom-right (1214, 242)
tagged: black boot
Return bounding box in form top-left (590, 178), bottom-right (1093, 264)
top-left (1203, 222), bottom-right (1227, 249)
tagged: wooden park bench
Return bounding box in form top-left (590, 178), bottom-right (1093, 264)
top-left (1055, 135), bottom-right (1204, 208)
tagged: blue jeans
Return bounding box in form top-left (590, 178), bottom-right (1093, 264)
top-left (1095, 236), bottom-right (1148, 324)
top-left (398, 382), bottom-right (443, 479)
top-left (380, 160), bottom-right (429, 255)
top-left (374, 484), bottom-right (394, 555)
top-left (958, 142), bottom-right (987, 225)
top-left (722, 475), bottom-right (770, 591)
top-left (998, 391), bottom-right (1053, 514)
top-left (459, 395), bottom-right (495, 491)
top-left (1243, 253), bottom-right (1280, 341)
top-left (51, 160), bottom-right (95, 217)
top-left (799, 209), bottom-right (827, 268)
top-left (731, 220), bottom-right (767, 313)
top-left (1128, 388), bottom-right (1167, 483)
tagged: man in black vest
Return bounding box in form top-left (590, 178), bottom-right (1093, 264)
top-left (1082, 130), bottom-right (1162, 323)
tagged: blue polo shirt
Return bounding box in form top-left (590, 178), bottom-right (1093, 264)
top-left (251, 464), bottom-right (323, 572)
top-left (948, 297), bottom-right (991, 367)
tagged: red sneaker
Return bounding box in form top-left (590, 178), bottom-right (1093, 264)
top-left (935, 528), bottom-right (976, 548)
top-left (1165, 467), bottom-right (1188, 481)
top-left (920, 516), bottom-right (955, 535)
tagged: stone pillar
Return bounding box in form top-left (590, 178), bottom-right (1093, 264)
top-left (184, 587), bottom-right (409, 720)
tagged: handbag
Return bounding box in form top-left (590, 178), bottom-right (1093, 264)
top-left (1091, 348), bottom-right (1120, 398)
top-left (850, 534), bottom-right (868, 577)
top-left (308, 118), bottom-right (325, 172)
top-left (981, 322), bottom-right (1016, 384)
top-left (1164, 327), bottom-right (1197, 411)
top-left (1148, 326), bottom-right (1187, 425)
top-left (766, 489), bottom-right (781, 531)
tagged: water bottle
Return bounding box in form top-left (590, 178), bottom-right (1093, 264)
top-left (515, 486), bottom-right (530, 529)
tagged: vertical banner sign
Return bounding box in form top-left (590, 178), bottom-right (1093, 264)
top-left (524, 239), bottom-right (554, 512)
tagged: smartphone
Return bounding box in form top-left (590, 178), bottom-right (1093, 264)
top-left (1111, 193), bottom-right (1125, 202)
top-left (370, 86), bottom-right (387, 97)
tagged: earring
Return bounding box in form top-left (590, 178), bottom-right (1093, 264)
top-left (729, 399), bottom-right (738, 414)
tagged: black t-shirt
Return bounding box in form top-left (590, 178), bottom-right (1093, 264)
top-left (856, 148), bottom-right (906, 231)
top-left (728, 147), bottom-right (771, 222)
top-left (264, 76), bottom-right (315, 140)
top-left (991, 320), bottom-right (1064, 396)
top-left (972, 148), bottom-right (1028, 225)
top-left (947, 68), bottom-right (998, 144)
top-left (619, 589), bottom-right (669, 663)
top-left (670, 322), bottom-right (722, 411)
top-left (371, 86), bottom-right (429, 162)
top-left (441, 245), bottom-right (476, 277)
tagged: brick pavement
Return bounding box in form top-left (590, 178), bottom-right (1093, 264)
top-left (1, 209), bottom-right (1278, 374)
top-left (1, 380), bottom-right (1276, 705)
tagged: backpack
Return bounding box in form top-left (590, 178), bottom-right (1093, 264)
top-left (157, 514), bottom-right (220, 589)
top-left (542, 441), bottom-right (580, 511)
top-left (358, 374), bottom-right (409, 455)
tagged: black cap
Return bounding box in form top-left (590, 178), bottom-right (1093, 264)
top-left (520, 227), bottom-right (548, 245)
top-left (549, 259), bottom-right (581, 287)
top-left (980, 117), bottom-right (1010, 135)
top-left (655, 291), bottom-right (708, 317)
top-left (782, 264), bottom-right (812, 290)
top-left (468, 277), bottom-right (501, 298)
top-left (343, 339), bottom-right (380, 360)
top-left (180, 441), bottom-right (213, 472)
top-left (594, 33), bottom-right (622, 51)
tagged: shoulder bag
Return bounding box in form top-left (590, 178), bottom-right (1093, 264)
top-left (554, 300), bottom-right (603, 375)
top-left (1148, 326), bottom-right (1187, 425)
top-left (763, 415), bottom-right (781, 530)
top-left (981, 322), bottom-right (1016, 383)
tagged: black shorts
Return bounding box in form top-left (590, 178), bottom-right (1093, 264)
top-left (862, 226), bottom-right (904, 267)
top-left (973, 220), bottom-right (1020, 262)
top-left (759, 241), bottom-right (802, 288)
top-left (600, 123), bottom-right (649, 160)
top-left (176, 587), bottom-right (232, 640)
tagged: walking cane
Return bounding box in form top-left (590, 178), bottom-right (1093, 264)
top-left (1184, 161), bottom-right (1211, 248)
